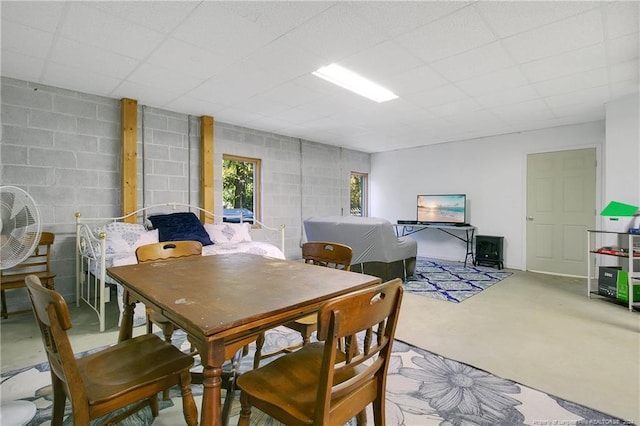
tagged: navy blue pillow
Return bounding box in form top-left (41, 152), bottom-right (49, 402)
top-left (148, 212), bottom-right (213, 246)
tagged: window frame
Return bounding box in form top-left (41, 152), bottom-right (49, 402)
top-left (350, 171), bottom-right (368, 217)
top-left (222, 154), bottom-right (261, 225)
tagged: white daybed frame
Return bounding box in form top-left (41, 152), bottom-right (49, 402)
top-left (75, 202), bottom-right (286, 332)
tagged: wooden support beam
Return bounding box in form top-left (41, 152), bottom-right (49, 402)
top-left (201, 115), bottom-right (214, 223)
top-left (121, 98), bottom-right (137, 223)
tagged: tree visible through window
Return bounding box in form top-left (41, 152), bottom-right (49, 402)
top-left (350, 172), bottom-right (368, 217)
top-left (223, 155), bottom-right (260, 223)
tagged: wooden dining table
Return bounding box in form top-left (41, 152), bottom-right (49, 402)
top-left (107, 252), bottom-right (381, 426)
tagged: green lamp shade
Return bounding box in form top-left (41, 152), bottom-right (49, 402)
top-left (600, 201), bottom-right (639, 217)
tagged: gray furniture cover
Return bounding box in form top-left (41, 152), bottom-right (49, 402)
top-left (303, 216), bottom-right (417, 281)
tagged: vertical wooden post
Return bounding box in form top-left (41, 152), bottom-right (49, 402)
top-left (201, 116), bottom-right (214, 223)
top-left (121, 98), bottom-right (137, 223)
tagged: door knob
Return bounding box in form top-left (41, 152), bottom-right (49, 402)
top-left (526, 216), bottom-right (534, 221)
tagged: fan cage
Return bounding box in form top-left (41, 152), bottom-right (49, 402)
top-left (1, 186), bottom-right (42, 270)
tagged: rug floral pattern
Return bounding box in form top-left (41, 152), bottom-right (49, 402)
top-left (1, 327), bottom-right (628, 426)
top-left (405, 257), bottom-right (513, 302)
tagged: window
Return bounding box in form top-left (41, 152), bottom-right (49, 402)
top-left (350, 172), bottom-right (368, 217)
top-left (222, 155), bottom-right (260, 223)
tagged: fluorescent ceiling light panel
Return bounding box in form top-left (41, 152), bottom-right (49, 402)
top-left (312, 63), bottom-right (398, 103)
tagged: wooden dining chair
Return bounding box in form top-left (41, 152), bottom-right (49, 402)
top-left (24, 275), bottom-right (198, 425)
top-left (253, 241), bottom-right (353, 368)
top-left (1, 231), bottom-right (56, 319)
top-left (135, 240), bottom-right (203, 343)
top-left (237, 278), bottom-right (403, 426)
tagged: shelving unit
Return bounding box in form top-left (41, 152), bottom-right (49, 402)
top-left (587, 230), bottom-right (640, 311)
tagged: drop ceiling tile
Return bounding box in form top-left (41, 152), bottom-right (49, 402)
top-left (1, 1), bottom-right (66, 33)
top-left (502, 9), bottom-right (604, 64)
top-left (604, 1), bottom-right (640, 39)
top-left (60, 3), bottom-right (165, 60)
top-left (169, 3), bottom-right (275, 58)
top-left (1, 50), bottom-right (45, 83)
top-left (534, 68), bottom-right (608, 97)
top-left (219, 1), bottom-right (333, 36)
top-left (232, 94), bottom-right (292, 118)
top-left (430, 42), bottom-right (515, 82)
top-left (146, 38), bottom-right (234, 80)
top-left (384, 65), bottom-right (449, 96)
top-left (521, 44), bottom-right (606, 83)
top-left (87, 2), bottom-right (200, 34)
top-left (51, 37), bottom-right (138, 79)
top-left (548, 101), bottom-right (604, 119)
top-left (1, 20), bottom-right (53, 59)
top-left (255, 81), bottom-right (325, 109)
top-left (187, 64), bottom-right (283, 104)
top-left (280, 3), bottom-right (386, 61)
top-left (456, 66), bottom-right (530, 96)
top-left (606, 33), bottom-right (640, 65)
top-left (127, 63), bottom-right (203, 94)
top-left (349, 1), bottom-right (471, 37)
top-left (111, 80), bottom-right (188, 109)
top-left (404, 84), bottom-right (468, 109)
top-left (43, 62), bottom-right (122, 96)
top-left (476, 1), bottom-right (598, 38)
top-left (544, 85), bottom-right (611, 110)
top-left (341, 41), bottom-right (423, 81)
top-left (609, 60), bottom-right (640, 83)
top-left (396, 7), bottom-right (496, 63)
top-left (490, 99), bottom-right (555, 122)
top-left (609, 80), bottom-right (640, 99)
top-left (429, 98), bottom-right (482, 118)
top-left (240, 38), bottom-right (326, 82)
top-left (473, 85), bottom-right (541, 108)
top-left (442, 109), bottom-right (504, 127)
top-left (212, 107), bottom-right (267, 126)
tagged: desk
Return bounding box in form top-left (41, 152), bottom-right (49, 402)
top-left (394, 223), bottom-right (476, 267)
top-left (107, 253), bottom-right (381, 426)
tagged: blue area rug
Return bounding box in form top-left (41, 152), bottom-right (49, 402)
top-left (0, 328), bottom-right (628, 426)
top-left (405, 257), bottom-right (512, 302)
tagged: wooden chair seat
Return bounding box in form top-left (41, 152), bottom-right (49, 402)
top-left (238, 279), bottom-right (404, 426)
top-left (76, 334), bottom-right (194, 409)
top-left (25, 275), bottom-right (198, 425)
top-left (253, 241), bottom-right (353, 368)
top-left (1, 231), bottom-right (56, 319)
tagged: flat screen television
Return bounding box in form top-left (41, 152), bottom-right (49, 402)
top-left (417, 194), bottom-right (467, 225)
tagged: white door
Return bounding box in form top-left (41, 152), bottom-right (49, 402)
top-left (526, 148), bottom-right (596, 276)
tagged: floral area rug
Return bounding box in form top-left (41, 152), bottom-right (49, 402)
top-left (404, 257), bottom-right (513, 302)
top-left (0, 327), bottom-right (627, 426)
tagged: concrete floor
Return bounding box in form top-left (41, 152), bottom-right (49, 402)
top-left (1, 270), bottom-right (639, 424)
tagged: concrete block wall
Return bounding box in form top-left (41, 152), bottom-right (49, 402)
top-left (1, 77), bottom-right (371, 315)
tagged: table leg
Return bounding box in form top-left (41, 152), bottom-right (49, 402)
top-left (198, 342), bottom-right (225, 426)
top-left (118, 290), bottom-right (134, 342)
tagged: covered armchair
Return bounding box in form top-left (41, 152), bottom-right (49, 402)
top-left (303, 216), bottom-right (416, 281)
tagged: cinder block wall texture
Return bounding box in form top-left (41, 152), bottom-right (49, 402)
top-left (1, 77), bottom-right (370, 315)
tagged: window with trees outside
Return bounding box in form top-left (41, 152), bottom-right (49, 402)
top-left (350, 172), bottom-right (368, 217)
top-left (222, 154), bottom-right (260, 224)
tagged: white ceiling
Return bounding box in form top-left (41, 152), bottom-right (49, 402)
top-left (1, 1), bottom-right (638, 153)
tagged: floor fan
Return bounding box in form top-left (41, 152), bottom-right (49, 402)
top-left (0, 186), bottom-right (41, 425)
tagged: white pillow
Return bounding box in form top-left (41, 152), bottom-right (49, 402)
top-left (94, 222), bottom-right (159, 255)
top-left (204, 222), bottom-right (252, 244)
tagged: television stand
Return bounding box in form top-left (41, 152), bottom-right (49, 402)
top-left (394, 222), bottom-right (476, 267)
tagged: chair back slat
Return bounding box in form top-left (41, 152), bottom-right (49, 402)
top-left (135, 240), bottom-right (202, 263)
top-left (302, 241), bottom-right (352, 271)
